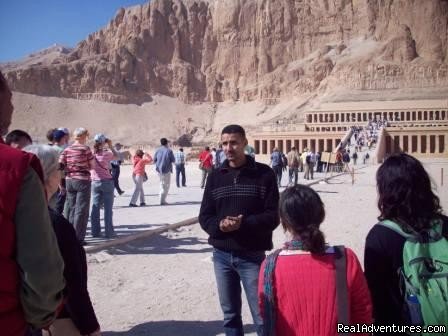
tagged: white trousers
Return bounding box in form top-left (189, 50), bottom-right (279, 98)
top-left (159, 173), bottom-right (171, 204)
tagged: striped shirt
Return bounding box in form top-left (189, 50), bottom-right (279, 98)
top-left (174, 151), bottom-right (185, 164)
top-left (90, 150), bottom-right (114, 181)
top-left (60, 144), bottom-right (94, 180)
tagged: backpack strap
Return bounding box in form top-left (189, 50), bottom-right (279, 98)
top-left (262, 249), bottom-right (282, 336)
top-left (264, 246), bottom-right (350, 335)
top-left (379, 219), bottom-right (446, 243)
top-left (378, 220), bottom-right (414, 239)
top-left (333, 245), bottom-right (350, 333)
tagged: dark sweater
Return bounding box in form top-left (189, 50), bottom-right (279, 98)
top-left (364, 215), bottom-right (448, 327)
top-left (48, 208), bottom-right (99, 335)
top-left (199, 156), bottom-right (280, 252)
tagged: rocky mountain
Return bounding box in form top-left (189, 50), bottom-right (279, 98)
top-left (3, 0), bottom-right (448, 105)
top-left (1, 44), bottom-right (73, 72)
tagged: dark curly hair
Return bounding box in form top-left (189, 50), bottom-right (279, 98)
top-left (376, 153), bottom-right (442, 232)
top-left (279, 184), bottom-right (326, 254)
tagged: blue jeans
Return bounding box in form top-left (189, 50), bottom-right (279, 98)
top-left (111, 164), bottom-right (123, 194)
top-left (90, 179), bottom-right (115, 238)
top-left (272, 165), bottom-right (282, 187)
top-left (288, 167), bottom-right (298, 185)
top-left (175, 163), bottom-right (186, 187)
top-left (65, 179), bottom-right (91, 242)
top-left (213, 248), bottom-right (265, 336)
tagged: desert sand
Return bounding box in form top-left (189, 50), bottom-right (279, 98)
top-left (81, 158), bottom-right (448, 336)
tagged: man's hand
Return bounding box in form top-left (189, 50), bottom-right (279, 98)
top-left (219, 215), bottom-right (243, 232)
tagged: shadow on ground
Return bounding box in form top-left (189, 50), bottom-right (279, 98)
top-left (113, 201), bottom-right (201, 209)
top-left (103, 320), bottom-right (256, 336)
top-left (106, 229), bottom-right (213, 255)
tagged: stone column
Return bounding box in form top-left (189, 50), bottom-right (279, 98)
top-left (417, 135), bottom-right (422, 154)
top-left (435, 135), bottom-right (440, 153)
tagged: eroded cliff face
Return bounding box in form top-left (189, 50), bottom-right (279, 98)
top-left (4, 0), bottom-right (448, 104)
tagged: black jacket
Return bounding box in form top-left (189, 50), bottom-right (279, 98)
top-left (199, 156), bottom-right (280, 252)
top-left (364, 215), bottom-right (448, 327)
top-left (49, 208), bottom-right (99, 335)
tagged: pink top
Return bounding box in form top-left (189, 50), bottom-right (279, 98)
top-left (133, 155), bottom-right (152, 176)
top-left (258, 248), bottom-right (373, 336)
top-left (60, 144), bottom-right (94, 180)
top-left (90, 150), bottom-right (114, 181)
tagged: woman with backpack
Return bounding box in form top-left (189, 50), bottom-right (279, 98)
top-left (364, 153), bottom-right (447, 328)
top-left (259, 185), bottom-right (372, 335)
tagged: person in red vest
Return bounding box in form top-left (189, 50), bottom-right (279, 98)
top-left (0, 71), bottom-right (65, 336)
top-left (198, 146), bottom-right (213, 188)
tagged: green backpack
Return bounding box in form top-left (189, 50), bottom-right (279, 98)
top-left (380, 219), bottom-right (448, 332)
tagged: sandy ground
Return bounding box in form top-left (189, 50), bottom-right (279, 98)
top-left (82, 158), bottom-right (448, 336)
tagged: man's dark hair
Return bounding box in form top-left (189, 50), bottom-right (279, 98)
top-left (179, 148), bottom-right (184, 152)
top-left (377, 153), bottom-right (442, 232)
top-left (160, 138), bottom-right (168, 146)
top-left (221, 124), bottom-right (246, 138)
top-left (46, 128), bottom-right (57, 142)
top-left (5, 129), bottom-right (32, 145)
top-left (205, 146), bottom-right (210, 151)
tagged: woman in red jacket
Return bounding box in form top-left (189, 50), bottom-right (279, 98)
top-left (258, 185), bottom-right (372, 336)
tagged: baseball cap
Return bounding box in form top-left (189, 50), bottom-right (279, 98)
top-left (53, 130), bottom-right (66, 141)
top-left (57, 127), bottom-right (69, 135)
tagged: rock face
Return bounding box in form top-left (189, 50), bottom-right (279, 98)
top-left (3, 0), bottom-right (448, 104)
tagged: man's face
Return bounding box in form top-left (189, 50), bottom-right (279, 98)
top-left (221, 132), bottom-right (247, 166)
top-left (0, 88), bottom-right (13, 136)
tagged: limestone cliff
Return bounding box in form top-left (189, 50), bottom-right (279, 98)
top-left (3, 0), bottom-right (448, 104)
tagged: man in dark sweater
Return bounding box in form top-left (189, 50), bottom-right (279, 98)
top-left (199, 124), bottom-right (280, 336)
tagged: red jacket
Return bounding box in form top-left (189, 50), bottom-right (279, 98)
top-left (0, 140), bottom-right (44, 336)
top-left (258, 248), bottom-right (373, 336)
top-left (199, 150), bottom-right (212, 169)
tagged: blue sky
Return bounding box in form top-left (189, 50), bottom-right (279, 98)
top-left (0, 0), bottom-right (148, 62)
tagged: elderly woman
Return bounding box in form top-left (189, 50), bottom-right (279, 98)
top-left (59, 127), bottom-right (94, 245)
top-left (24, 144), bottom-right (100, 336)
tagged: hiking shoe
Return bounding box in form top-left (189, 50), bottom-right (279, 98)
top-left (118, 190), bottom-right (125, 195)
top-left (140, 202), bottom-right (146, 206)
top-left (129, 203), bottom-right (138, 207)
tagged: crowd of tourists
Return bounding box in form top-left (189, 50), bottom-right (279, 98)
top-left (2, 69), bottom-right (447, 336)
